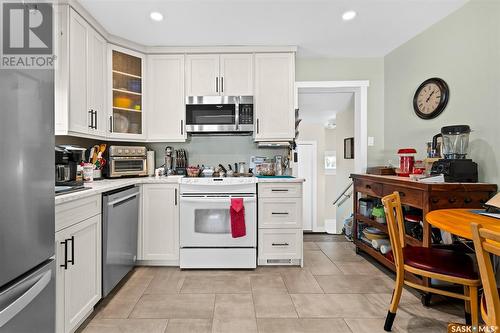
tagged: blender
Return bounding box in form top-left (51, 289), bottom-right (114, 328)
top-left (430, 125), bottom-right (478, 182)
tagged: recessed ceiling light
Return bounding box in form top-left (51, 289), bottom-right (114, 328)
top-left (342, 10), bottom-right (357, 21)
top-left (150, 11), bottom-right (164, 22)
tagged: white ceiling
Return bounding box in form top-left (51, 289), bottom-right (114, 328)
top-left (77, 0), bottom-right (468, 57)
top-left (298, 92), bottom-right (353, 126)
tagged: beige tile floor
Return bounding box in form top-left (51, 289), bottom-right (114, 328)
top-left (80, 237), bottom-right (464, 333)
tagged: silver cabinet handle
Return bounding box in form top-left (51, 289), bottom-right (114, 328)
top-left (256, 118), bottom-right (259, 133)
top-left (109, 116), bottom-right (113, 132)
top-left (272, 243), bottom-right (289, 246)
top-left (221, 77), bottom-right (224, 93)
top-left (216, 77), bottom-right (219, 93)
top-left (272, 212), bottom-right (289, 215)
top-left (180, 120), bottom-right (184, 135)
top-left (94, 110), bottom-right (98, 130)
top-left (0, 270), bottom-right (51, 327)
top-left (271, 189), bottom-right (289, 192)
top-left (175, 188), bottom-right (178, 206)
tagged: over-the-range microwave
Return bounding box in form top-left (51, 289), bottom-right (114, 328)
top-left (185, 96), bottom-right (253, 133)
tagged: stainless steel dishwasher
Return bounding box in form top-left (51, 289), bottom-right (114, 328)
top-left (102, 185), bottom-right (139, 297)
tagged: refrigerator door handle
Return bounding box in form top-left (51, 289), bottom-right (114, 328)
top-left (0, 270), bottom-right (51, 327)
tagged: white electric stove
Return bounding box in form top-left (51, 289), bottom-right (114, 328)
top-left (179, 177), bottom-right (257, 269)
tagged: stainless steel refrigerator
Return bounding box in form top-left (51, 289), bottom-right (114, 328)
top-left (0, 69), bottom-right (55, 332)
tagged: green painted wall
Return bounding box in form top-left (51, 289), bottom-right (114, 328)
top-left (296, 57), bottom-right (386, 165)
top-left (384, 0), bottom-right (500, 185)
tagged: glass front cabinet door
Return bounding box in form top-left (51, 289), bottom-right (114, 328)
top-left (109, 45), bottom-right (145, 139)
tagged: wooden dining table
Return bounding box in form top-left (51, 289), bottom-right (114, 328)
top-left (426, 209), bottom-right (500, 239)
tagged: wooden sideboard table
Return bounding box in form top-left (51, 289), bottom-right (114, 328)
top-left (350, 174), bottom-right (497, 292)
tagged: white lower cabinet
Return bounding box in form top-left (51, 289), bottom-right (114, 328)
top-left (258, 229), bottom-right (303, 262)
top-left (139, 184), bottom-right (179, 264)
top-left (56, 214), bottom-right (101, 333)
top-left (258, 182), bottom-right (303, 266)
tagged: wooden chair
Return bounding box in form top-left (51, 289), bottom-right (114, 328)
top-left (471, 223), bottom-right (500, 326)
top-left (382, 192), bottom-right (480, 331)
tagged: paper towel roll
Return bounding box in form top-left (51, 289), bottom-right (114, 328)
top-left (371, 238), bottom-right (390, 250)
top-left (380, 244), bottom-right (392, 255)
top-left (147, 151), bottom-right (155, 176)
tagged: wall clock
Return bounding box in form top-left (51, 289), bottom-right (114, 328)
top-left (413, 78), bottom-right (449, 119)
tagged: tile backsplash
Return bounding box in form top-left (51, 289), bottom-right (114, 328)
top-left (55, 135), bottom-right (286, 170)
top-left (148, 136), bottom-right (286, 169)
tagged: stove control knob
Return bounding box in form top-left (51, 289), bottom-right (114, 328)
top-left (124, 149), bottom-right (130, 154)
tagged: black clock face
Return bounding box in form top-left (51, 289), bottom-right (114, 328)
top-left (413, 78), bottom-right (449, 119)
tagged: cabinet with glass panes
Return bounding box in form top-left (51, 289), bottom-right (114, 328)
top-left (111, 48), bottom-right (144, 136)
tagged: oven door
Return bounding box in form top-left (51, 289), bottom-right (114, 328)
top-left (180, 195), bottom-right (256, 247)
top-left (185, 96), bottom-right (238, 132)
top-left (110, 157), bottom-right (147, 177)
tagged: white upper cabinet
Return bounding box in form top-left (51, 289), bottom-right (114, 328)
top-left (109, 46), bottom-right (146, 140)
top-left (254, 53), bottom-right (295, 141)
top-left (87, 30), bottom-right (107, 137)
top-left (67, 9), bottom-right (89, 134)
top-left (147, 55), bottom-right (186, 142)
top-left (186, 53), bottom-right (253, 96)
top-left (63, 8), bottom-right (107, 138)
top-left (185, 54), bottom-right (219, 96)
top-left (219, 54), bottom-right (253, 96)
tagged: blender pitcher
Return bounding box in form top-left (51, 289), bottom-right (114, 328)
top-left (441, 125), bottom-right (471, 159)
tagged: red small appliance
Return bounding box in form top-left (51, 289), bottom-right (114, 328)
top-left (397, 148), bottom-right (417, 177)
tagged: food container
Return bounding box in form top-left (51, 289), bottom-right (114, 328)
top-left (82, 163), bottom-right (94, 182)
top-left (397, 148), bottom-right (417, 177)
top-left (93, 169), bottom-right (102, 180)
top-left (371, 206), bottom-right (386, 224)
top-left (113, 96), bottom-right (132, 109)
top-left (187, 167), bottom-right (200, 177)
top-left (359, 198), bottom-right (375, 217)
top-left (255, 162), bottom-right (275, 176)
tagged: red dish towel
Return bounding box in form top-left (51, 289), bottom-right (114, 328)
top-left (230, 198), bottom-right (246, 238)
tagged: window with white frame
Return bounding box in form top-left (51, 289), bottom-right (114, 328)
top-left (324, 150), bottom-right (337, 175)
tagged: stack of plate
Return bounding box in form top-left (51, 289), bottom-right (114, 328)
top-left (362, 227), bottom-right (387, 240)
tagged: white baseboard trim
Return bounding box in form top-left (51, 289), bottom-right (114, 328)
top-left (311, 226), bottom-right (325, 232)
top-left (325, 219), bottom-right (340, 234)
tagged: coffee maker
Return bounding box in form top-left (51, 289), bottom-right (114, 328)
top-left (55, 145), bottom-right (85, 187)
top-left (430, 125), bottom-right (478, 182)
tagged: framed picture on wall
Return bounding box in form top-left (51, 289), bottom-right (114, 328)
top-left (344, 137), bottom-right (354, 159)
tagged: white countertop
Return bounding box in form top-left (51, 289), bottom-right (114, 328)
top-left (55, 176), bottom-right (183, 205)
top-left (256, 177), bottom-right (305, 183)
top-left (55, 175), bottom-right (305, 205)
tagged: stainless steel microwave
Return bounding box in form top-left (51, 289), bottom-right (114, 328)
top-left (185, 96), bottom-right (253, 133)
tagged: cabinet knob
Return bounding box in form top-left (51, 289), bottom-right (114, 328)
top-left (431, 197), bottom-right (439, 204)
top-left (448, 197), bottom-right (457, 203)
top-left (464, 197), bottom-right (472, 204)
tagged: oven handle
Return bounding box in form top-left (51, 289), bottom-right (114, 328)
top-left (180, 196), bottom-right (256, 203)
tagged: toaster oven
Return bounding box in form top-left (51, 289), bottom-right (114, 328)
top-left (107, 146), bottom-right (148, 178)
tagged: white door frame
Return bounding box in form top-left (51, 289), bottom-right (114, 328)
top-left (295, 80), bottom-right (369, 173)
top-left (295, 140), bottom-right (318, 232)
